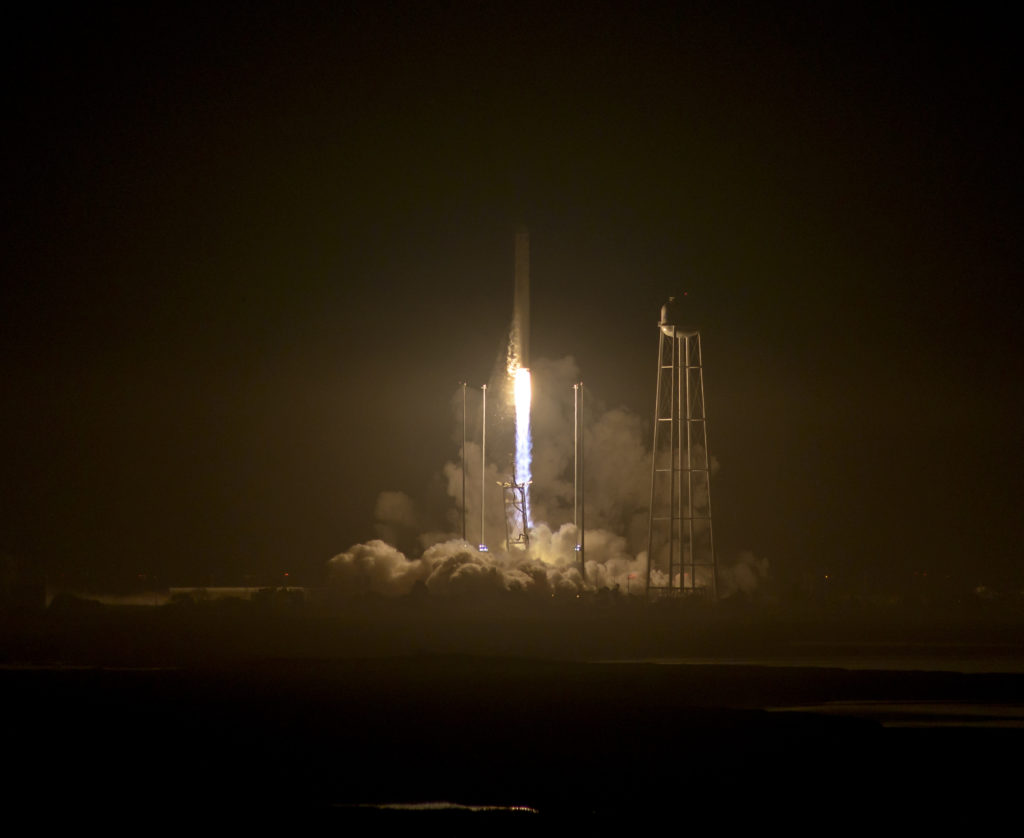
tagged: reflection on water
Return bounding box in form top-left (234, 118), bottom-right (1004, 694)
top-left (334, 802), bottom-right (539, 815)
top-left (619, 645), bottom-right (1024, 674)
top-left (769, 701), bottom-right (1024, 728)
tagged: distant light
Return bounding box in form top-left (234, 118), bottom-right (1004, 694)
top-left (479, 544), bottom-right (488, 552)
top-left (574, 544), bottom-right (581, 552)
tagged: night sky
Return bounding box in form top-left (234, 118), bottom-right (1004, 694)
top-left (3, 3), bottom-right (1020, 591)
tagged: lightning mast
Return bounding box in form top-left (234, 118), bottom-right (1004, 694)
top-left (574, 381), bottom-right (585, 580)
top-left (480, 383), bottom-right (488, 551)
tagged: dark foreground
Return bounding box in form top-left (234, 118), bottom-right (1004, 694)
top-left (6, 651), bottom-right (1023, 826)
top-left (4, 600), bottom-right (1024, 825)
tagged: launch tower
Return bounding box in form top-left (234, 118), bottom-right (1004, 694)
top-left (646, 298), bottom-right (718, 599)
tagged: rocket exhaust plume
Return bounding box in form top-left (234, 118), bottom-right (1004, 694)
top-left (510, 228), bottom-right (532, 528)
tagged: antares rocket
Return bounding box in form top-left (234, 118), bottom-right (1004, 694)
top-left (513, 226), bottom-right (530, 370)
top-left (509, 227), bottom-right (533, 538)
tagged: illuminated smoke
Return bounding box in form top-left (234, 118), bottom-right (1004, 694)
top-left (327, 537), bottom-right (586, 598)
top-left (717, 550), bottom-right (770, 598)
top-left (328, 530), bottom-right (650, 598)
top-left (373, 490), bottom-right (419, 552)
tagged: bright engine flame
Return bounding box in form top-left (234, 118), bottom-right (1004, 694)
top-left (513, 366), bottom-right (532, 525)
top-left (514, 367), bottom-right (532, 415)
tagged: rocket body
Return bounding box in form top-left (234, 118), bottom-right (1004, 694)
top-left (513, 227), bottom-right (530, 369)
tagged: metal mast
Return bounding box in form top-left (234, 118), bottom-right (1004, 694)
top-left (646, 298), bottom-right (717, 599)
top-left (461, 381), bottom-right (467, 541)
top-left (480, 383), bottom-right (487, 551)
top-left (574, 382), bottom-right (585, 580)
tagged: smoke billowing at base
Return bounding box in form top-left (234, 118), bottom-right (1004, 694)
top-left (328, 354), bottom-right (767, 601)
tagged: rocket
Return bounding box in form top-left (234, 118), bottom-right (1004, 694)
top-left (513, 226), bottom-right (530, 369)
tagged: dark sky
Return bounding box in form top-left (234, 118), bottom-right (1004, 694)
top-left (2, 2), bottom-right (1020, 588)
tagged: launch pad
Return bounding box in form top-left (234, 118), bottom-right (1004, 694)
top-left (458, 233), bottom-right (716, 599)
